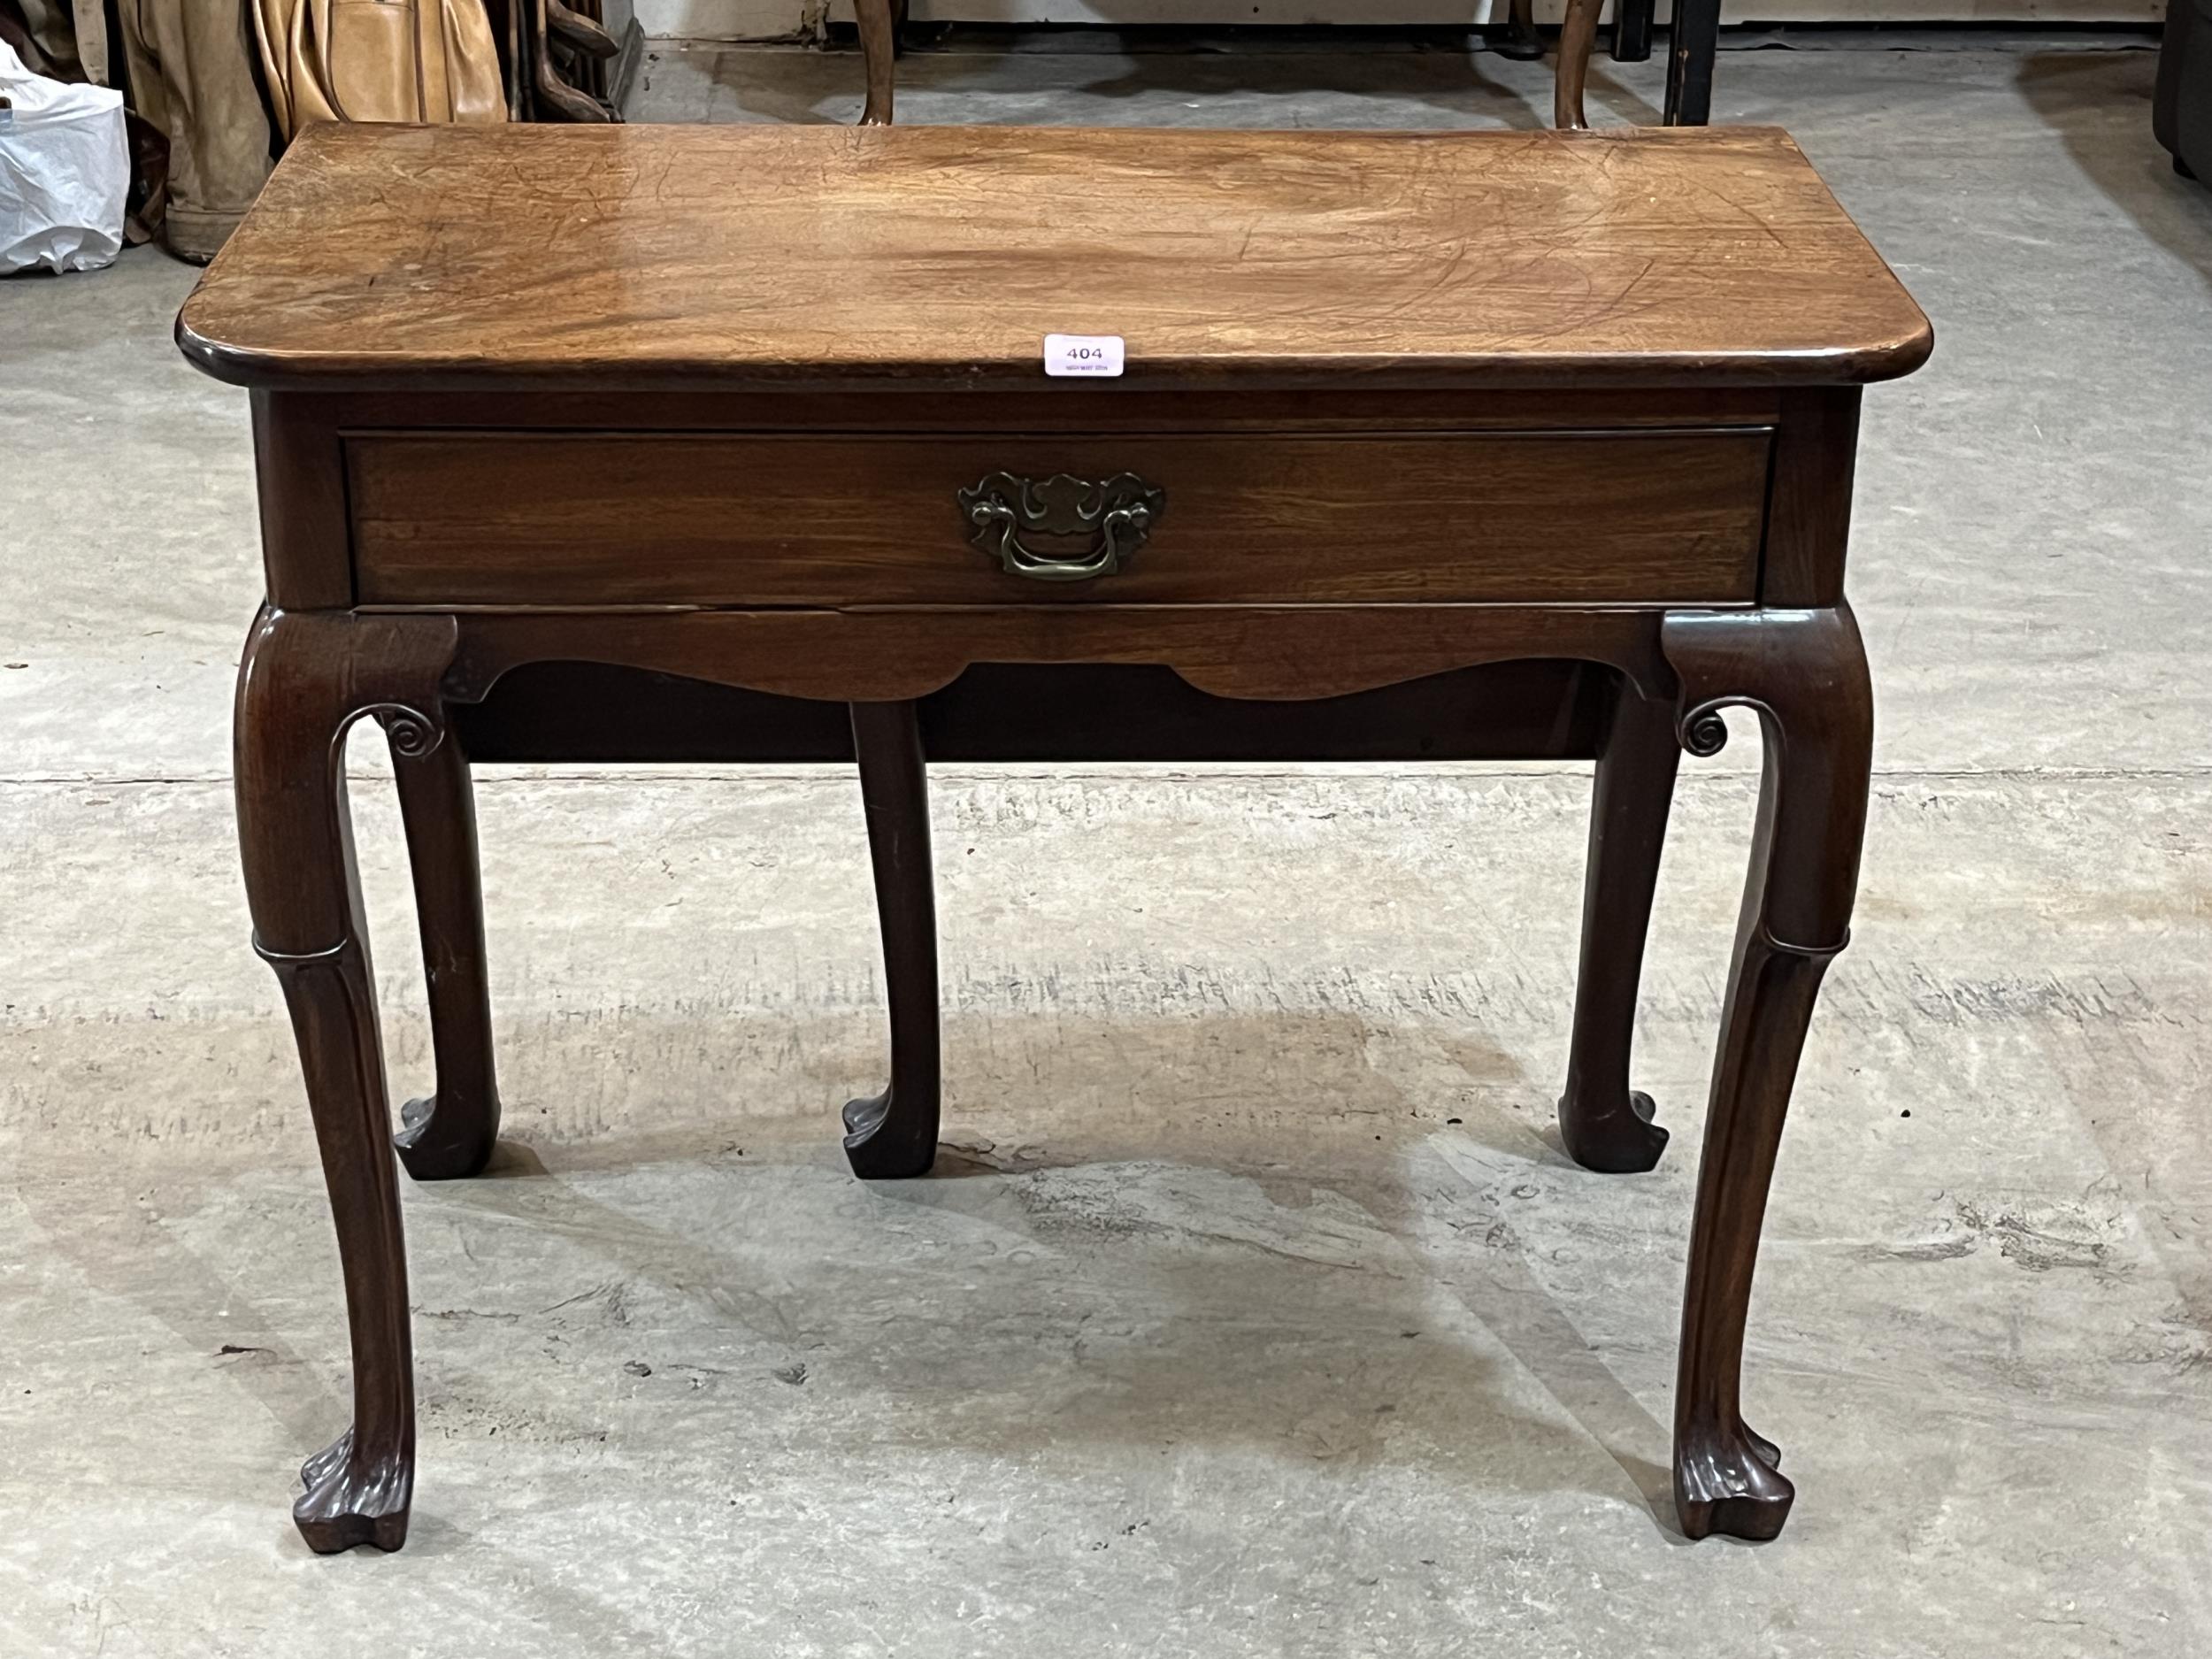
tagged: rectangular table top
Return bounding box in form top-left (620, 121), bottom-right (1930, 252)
top-left (178, 122), bottom-right (1931, 396)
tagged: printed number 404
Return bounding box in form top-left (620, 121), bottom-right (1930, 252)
top-left (1045, 334), bottom-right (1125, 377)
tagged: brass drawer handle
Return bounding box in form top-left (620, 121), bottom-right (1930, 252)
top-left (957, 471), bottom-right (1166, 583)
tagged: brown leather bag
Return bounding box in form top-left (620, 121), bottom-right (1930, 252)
top-left (253, 0), bottom-right (505, 139)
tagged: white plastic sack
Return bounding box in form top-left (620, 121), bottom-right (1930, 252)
top-left (0, 42), bottom-right (127, 273)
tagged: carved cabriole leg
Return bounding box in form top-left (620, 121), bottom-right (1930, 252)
top-left (843, 700), bottom-right (940, 1178)
top-left (389, 727), bottom-right (503, 1180)
top-left (1500, 0), bottom-right (1545, 61)
top-left (1661, 605), bottom-right (1872, 1542)
top-left (1558, 674), bottom-right (1679, 1173)
top-left (856, 0), bottom-right (895, 125)
top-left (236, 605), bottom-right (461, 1554)
top-left (1554, 0), bottom-right (1603, 128)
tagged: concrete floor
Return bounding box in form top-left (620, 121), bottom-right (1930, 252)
top-left (4, 32), bottom-right (2211, 1659)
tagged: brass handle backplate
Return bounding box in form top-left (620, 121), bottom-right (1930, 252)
top-left (956, 472), bottom-right (1166, 583)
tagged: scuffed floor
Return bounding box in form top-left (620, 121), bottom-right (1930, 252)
top-left (3, 35), bottom-right (2210, 1659)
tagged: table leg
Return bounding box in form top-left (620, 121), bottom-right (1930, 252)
top-left (1557, 675), bottom-right (1678, 1172)
top-left (236, 606), bottom-right (461, 1554)
top-left (1611, 0), bottom-right (1655, 62)
top-left (1660, 606), bottom-right (1871, 1541)
top-left (843, 700), bottom-right (940, 1179)
top-left (1663, 0), bottom-right (1722, 125)
top-left (856, 0), bottom-right (895, 125)
top-left (390, 733), bottom-right (503, 1181)
top-left (1497, 0), bottom-right (1545, 61)
top-left (1554, 0), bottom-right (1604, 127)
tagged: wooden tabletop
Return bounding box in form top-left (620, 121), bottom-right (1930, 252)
top-left (178, 123), bottom-right (1931, 394)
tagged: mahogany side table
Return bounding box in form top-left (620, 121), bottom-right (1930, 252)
top-left (178, 121), bottom-right (1931, 1555)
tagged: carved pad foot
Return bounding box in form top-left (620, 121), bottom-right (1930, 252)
top-left (296, 1427), bottom-right (412, 1554)
top-left (1559, 1087), bottom-right (1670, 1174)
top-left (1675, 1418), bottom-right (1793, 1541)
top-left (842, 1088), bottom-right (937, 1179)
top-left (393, 1091), bottom-right (501, 1181)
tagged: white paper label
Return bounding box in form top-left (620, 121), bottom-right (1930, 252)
top-left (1044, 334), bottom-right (1125, 378)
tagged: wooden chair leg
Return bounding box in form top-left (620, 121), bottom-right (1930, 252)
top-left (390, 731), bottom-right (503, 1181)
top-left (1557, 674), bottom-right (1679, 1172)
top-left (235, 606), bottom-right (461, 1554)
top-left (856, 0), bottom-right (896, 125)
top-left (1660, 605), bottom-right (1873, 1542)
top-left (843, 700), bottom-right (940, 1178)
top-left (1498, 0), bottom-right (1544, 61)
top-left (1554, 0), bottom-right (1604, 128)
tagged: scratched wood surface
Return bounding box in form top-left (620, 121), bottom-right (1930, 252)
top-left (178, 123), bottom-right (1931, 393)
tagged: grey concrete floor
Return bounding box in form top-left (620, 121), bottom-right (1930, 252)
top-left (4, 33), bottom-right (2211, 1659)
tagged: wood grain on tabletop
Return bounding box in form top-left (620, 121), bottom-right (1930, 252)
top-left (177, 123), bottom-right (1932, 390)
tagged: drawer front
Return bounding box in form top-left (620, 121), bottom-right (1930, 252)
top-left (349, 430), bottom-right (1770, 607)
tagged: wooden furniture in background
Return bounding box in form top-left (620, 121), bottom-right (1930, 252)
top-left (1663, 0), bottom-right (1724, 123)
top-left (486, 0), bottom-right (623, 121)
top-left (850, 0), bottom-right (1724, 130)
top-left (179, 120), bottom-right (1929, 1556)
top-left (2156, 0), bottom-right (2211, 181)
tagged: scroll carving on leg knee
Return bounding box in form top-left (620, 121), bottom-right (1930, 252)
top-left (844, 700), bottom-right (941, 1179)
top-left (1558, 675), bottom-right (1679, 1173)
top-left (1554, 0), bottom-right (1602, 128)
top-left (1661, 606), bottom-right (1872, 1542)
top-left (235, 606), bottom-right (462, 1552)
top-left (390, 728), bottom-right (503, 1180)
